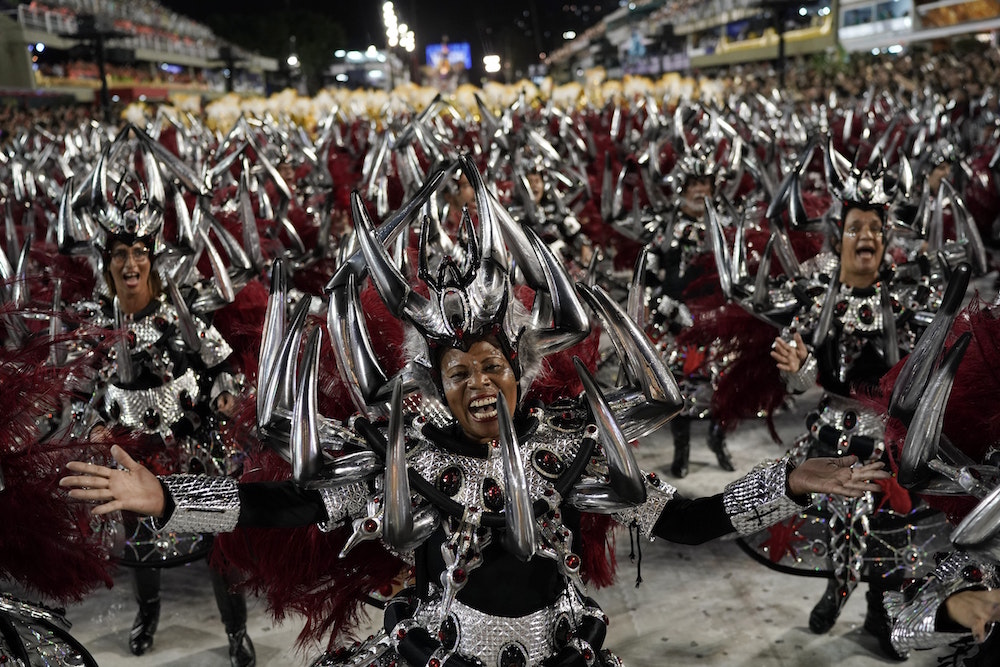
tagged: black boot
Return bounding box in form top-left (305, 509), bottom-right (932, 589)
top-left (864, 588), bottom-right (909, 661)
top-left (211, 563), bottom-right (255, 667)
top-left (227, 627), bottom-right (256, 667)
top-left (707, 420), bottom-right (735, 472)
top-left (671, 417), bottom-right (691, 478)
top-left (129, 568), bottom-right (161, 655)
top-left (129, 597), bottom-right (160, 655)
top-left (809, 579), bottom-right (844, 634)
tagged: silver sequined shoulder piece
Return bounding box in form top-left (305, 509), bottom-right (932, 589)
top-left (799, 251), bottom-right (839, 281)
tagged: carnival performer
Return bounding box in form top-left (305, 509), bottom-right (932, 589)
top-left (60, 157), bottom-right (891, 667)
top-left (740, 138), bottom-right (986, 659)
top-left (508, 153), bottom-right (593, 272)
top-left (62, 132), bottom-right (255, 665)
top-left (616, 125), bottom-right (743, 479)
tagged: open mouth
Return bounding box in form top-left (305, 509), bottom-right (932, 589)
top-left (468, 394), bottom-right (498, 422)
top-left (122, 270), bottom-right (141, 288)
top-left (855, 246), bottom-right (876, 260)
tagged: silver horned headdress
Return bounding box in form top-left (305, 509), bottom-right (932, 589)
top-left (320, 154), bottom-right (592, 413)
top-left (825, 136), bottom-right (895, 212)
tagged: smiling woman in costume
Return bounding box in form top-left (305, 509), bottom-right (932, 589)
top-left (63, 132), bottom-right (254, 666)
top-left (732, 138), bottom-right (985, 660)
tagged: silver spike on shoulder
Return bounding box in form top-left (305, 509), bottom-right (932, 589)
top-left (291, 327), bottom-right (323, 482)
top-left (898, 332), bottom-right (970, 489)
top-left (382, 378), bottom-right (415, 550)
top-left (574, 358), bottom-right (646, 505)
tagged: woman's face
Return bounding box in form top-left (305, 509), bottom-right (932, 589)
top-left (448, 174), bottom-right (476, 213)
top-left (440, 339), bottom-right (518, 444)
top-left (838, 207), bottom-right (885, 287)
top-left (527, 172), bottom-right (545, 205)
top-left (108, 240), bottom-right (153, 305)
top-left (680, 175), bottom-right (713, 217)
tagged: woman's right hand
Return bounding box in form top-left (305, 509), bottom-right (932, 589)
top-left (771, 331), bottom-right (808, 373)
top-left (945, 589), bottom-right (1000, 643)
top-left (60, 445), bottom-right (166, 517)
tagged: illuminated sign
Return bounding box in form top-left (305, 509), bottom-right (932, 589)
top-left (426, 42), bottom-right (472, 70)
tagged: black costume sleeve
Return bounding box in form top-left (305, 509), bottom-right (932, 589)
top-left (156, 478), bottom-right (329, 529)
top-left (651, 493), bottom-right (734, 544)
top-left (236, 481), bottom-right (327, 527)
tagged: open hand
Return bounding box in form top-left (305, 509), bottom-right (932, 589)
top-left (787, 455), bottom-right (892, 497)
top-left (945, 589), bottom-right (1000, 643)
top-left (771, 331), bottom-right (808, 373)
top-left (59, 445), bottom-right (166, 517)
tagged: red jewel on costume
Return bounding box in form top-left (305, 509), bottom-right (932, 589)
top-left (437, 467), bottom-right (463, 497)
top-left (482, 478), bottom-right (505, 512)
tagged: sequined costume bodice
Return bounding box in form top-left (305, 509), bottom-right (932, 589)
top-left (782, 252), bottom-right (937, 397)
top-left (70, 296), bottom-right (233, 440)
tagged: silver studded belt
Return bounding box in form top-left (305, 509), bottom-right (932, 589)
top-left (806, 393), bottom-right (885, 460)
top-left (413, 586), bottom-right (588, 667)
top-left (105, 368), bottom-right (198, 437)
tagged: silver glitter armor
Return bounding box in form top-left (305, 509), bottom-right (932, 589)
top-left (722, 457), bottom-right (804, 535)
top-left (404, 406), bottom-right (588, 511)
top-left (105, 367), bottom-right (198, 437)
top-left (614, 474), bottom-right (675, 540)
top-left (407, 584), bottom-right (593, 666)
top-left (152, 474), bottom-right (240, 534)
top-left (807, 393), bottom-right (886, 460)
top-left (316, 483), bottom-right (371, 532)
top-left (886, 551), bottom-right (999, 653)
top-left (0, 595), bottom-right (92, 667)
top-left (108, 300), bottom-right (232, 367)
top-left (192, 317), bottom-right (234, 368)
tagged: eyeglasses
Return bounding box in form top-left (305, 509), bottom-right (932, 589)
top-left (110, 246), bottom-right (151, 264)
top-left (842, 225), bottom-right (884, 239)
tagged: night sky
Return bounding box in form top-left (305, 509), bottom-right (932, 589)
top-left (159, 0), bottom-right (617, 76)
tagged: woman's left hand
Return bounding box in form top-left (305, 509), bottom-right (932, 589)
top-left (787, 455), bottom-right (892, 497)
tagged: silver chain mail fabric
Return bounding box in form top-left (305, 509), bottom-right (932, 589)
top-left (722, 457), bottom-right (805, 535)
top-left (153, 474), bottom-right (240, 534)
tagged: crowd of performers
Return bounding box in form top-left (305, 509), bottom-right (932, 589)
top-left (1, 72), bottom-right (999, 667)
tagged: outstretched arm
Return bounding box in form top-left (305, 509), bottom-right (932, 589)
top-left (642, 455), bottom-right (891, 545)
top-left (887, 551), bottom-right (1000, 654)
top-left (61, 445), bottom-right (364, 532)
